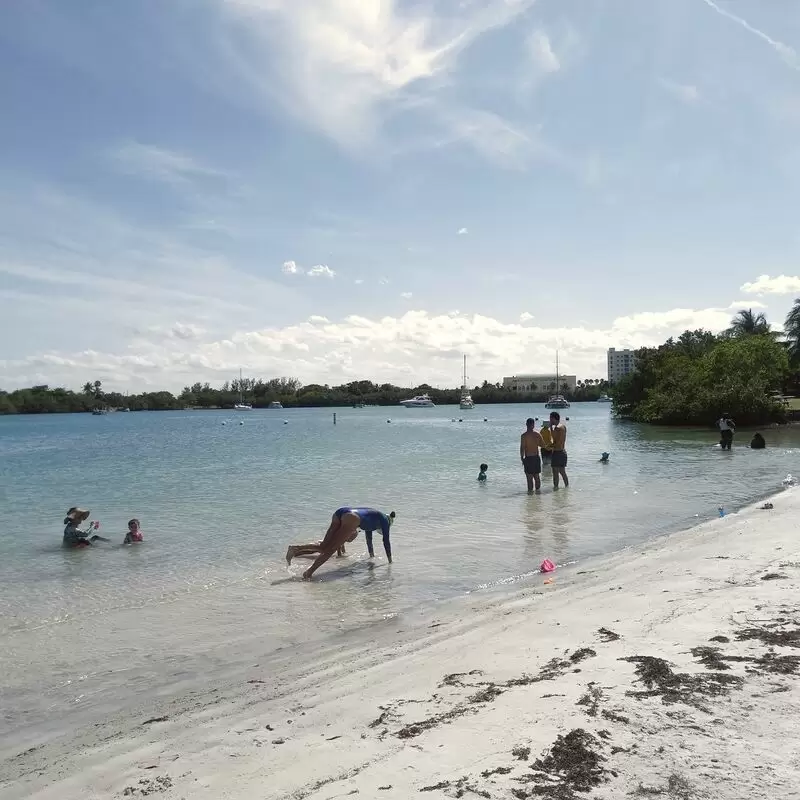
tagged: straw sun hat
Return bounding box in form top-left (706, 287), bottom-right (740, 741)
top-left (65, 507), bottom-right (91, 523)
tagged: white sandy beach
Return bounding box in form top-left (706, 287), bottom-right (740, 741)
top-left (4, 489), bottom-right (800, 800)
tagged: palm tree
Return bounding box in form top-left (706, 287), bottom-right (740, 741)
top-left (785, 298), bottom-right (800, 359)
top-left (726, 308), bottom-right (772, 337)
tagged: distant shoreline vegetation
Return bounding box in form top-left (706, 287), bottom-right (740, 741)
top-left (0, 377), bottom-right (612, 415)
top-left (612, 308), bottom-right (800, 426)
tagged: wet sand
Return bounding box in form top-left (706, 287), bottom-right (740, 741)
top-left (3, 489), bottom-right (800, 799)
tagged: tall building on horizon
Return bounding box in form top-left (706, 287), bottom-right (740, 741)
top-left (607, 348), bottom-right (637, 384)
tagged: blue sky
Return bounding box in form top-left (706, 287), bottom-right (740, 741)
top-left (2, 0), bottom-right (800, 391)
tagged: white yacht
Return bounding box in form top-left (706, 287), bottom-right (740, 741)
top-left (596, 394), bottom-right (612, 403)
top-left (400, 394), bottom-right (435, 407)
top-left (268, 400), bottom-right (283, 409)
top-left (459, 355), bottom-right (474, 410)
top-left (233, 368), bottom-right (252, 410)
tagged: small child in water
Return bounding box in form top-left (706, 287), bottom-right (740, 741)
top-left (478, 463), bottom-right (488, 482)
top-left (124, 518), bottom-right (143, 544)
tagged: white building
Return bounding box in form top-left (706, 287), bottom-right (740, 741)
top-left (607, 348), bottom-right (637, 384)
top-left (503, 374), bottom-right (577, 393)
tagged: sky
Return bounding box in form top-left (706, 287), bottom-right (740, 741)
top-left (2, 0), bottom-right (800, 392)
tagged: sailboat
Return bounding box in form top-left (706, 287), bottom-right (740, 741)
top-left (459, 355), bottom-right (475, 410)
top-left (544, 352), bottom-right (570, 409)
top-left (234, 368), bottom-right (252, 410)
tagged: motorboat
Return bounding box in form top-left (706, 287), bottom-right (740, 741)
top-left (268, 400), bottom-right (283, 409)
top-left (399, 394), bottom-right (435, 407)
top-left (596, 394), bottom-right (612, 403)
top-left (459, 355), bottom-right (475, 410)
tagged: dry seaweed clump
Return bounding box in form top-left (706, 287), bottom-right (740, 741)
top-left (520, 729), bottom-right (608, 799)
top-left (736, 626), bottom-right (800, 648)
top-left (622, 655), bottom-right (743, 709)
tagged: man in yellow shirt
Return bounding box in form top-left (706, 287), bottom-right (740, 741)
top-left (540, 421), bottom-right (553, 462)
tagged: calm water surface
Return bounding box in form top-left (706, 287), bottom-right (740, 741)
top-left (1, 404), bottom-right (798, 736)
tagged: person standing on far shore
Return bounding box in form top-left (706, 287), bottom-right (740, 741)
top-left (549, 411), bottom-right (569, 489)
top-left (717, 413), bottom-right (735, 450)
top-left (520, 418), bottom-right (545, 492)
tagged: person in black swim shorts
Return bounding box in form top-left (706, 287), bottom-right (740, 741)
top-left (549, 411), bottom-right (569, 489)
top-left (520, 418), bottom-right (545, 492)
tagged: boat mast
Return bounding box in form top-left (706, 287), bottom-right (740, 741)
top-left (239, 368), bottom-right (244, 405)
top-left (555, 351), bottom-right (560, 394)
top-left (462, 354), bottom-right (467, 389)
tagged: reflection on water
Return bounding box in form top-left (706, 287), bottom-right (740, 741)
top-left (1, 405), bottom-right (799, 731)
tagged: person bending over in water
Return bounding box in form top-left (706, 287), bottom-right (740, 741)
top-left (478, 463), bottom-right (488, 482)
top-left (549, 412), bottom-right (569, 489)
top-left (750, 432), bottom-right (766, 449)
top-left (520, 418), bottom-right (545, 492)
top-left (63, 507), bottom-right (109, 547)
top-left (124, 518), bottom-right (143, 544)
top-left (286, 507), bottom-right (396, 580)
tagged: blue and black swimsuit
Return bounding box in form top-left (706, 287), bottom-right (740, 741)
top-left (334, 507), bottom-right (392, 560)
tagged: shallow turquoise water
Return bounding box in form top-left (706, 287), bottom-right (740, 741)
top-left (1, 404), bottom-right (798, 736)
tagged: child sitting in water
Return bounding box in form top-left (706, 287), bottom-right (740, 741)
top-left (478, 463), bottom-right (488, 482)
top-left (123, 518), bottom-right (143, 544)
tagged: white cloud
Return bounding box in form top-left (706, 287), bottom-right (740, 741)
top-left (308, 264), bottom-right (336, 278)
top-left (400, 291), bottom-right (413, 299)
top-left (659, 79), bottom-right (701, 105)
top-left (215, 0), bottom-right (539, 163)
top-left (2, 302), bottom-right (755, 392)
top-left (528, 30), bottom-right (560, 73)
top-left (726, 299), bottom-right (768, 311)
top-left (457, 227), bottom-right (468, 235)
top-left (740, 274), bottom-right (800, 295)
top-left (379, 278), bottom-right (390, 285)
top-left (110, 141), bottom-right (228, 186)
top-left (520, 312), bottom-right (534, 322)
top-left (282, 259), bottom-right (301, 274)
top-left (354, 278), bottom-right (364, 285)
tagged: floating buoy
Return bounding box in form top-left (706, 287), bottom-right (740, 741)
top-left (483, 418), bottom-right (488, 422)
top-left (387, 419), bottom-right (392, 423)
top-left (239, 421), bottom-right (244, 426)
top-left (283, 420), bottom-right (288, 425)
top-left (222, 421), bottom-right (227, 426)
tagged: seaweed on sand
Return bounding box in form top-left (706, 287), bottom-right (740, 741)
top-left (526, 729), bottom-right (608, 799)
top-left (622, 656), bottom-right (743, 710)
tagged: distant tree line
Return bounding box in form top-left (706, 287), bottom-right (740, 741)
top-left (611, 301), bottom-right (800, 426)
top-left (0, 375), bottom-right (612, 415)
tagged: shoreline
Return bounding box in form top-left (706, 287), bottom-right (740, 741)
top-left (4, 488), bottom-right (800, 799)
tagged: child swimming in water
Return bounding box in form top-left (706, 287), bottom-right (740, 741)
top-left (478, 463), bottom-right (488, 482)
top-left (123, 518), bottom-right (143, 544)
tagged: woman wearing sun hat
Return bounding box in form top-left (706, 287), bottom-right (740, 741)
top-left (62, 507), bottom-right (108, 547)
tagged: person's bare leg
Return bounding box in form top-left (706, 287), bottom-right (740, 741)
top-left (526, 472), bottom-right (534, 493)
top-left (287, 543), bottom-right (326, 564)
top-left (560, 468), bottom-right (569, 487)
top-left (304, 514), bottom-right (359, 579)
top-left (552, 466), bottom-right (560, 489)
top-left (288, 515), bottom-right (341, 565)
top-left (534, 472), bottom-right (541, 491)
